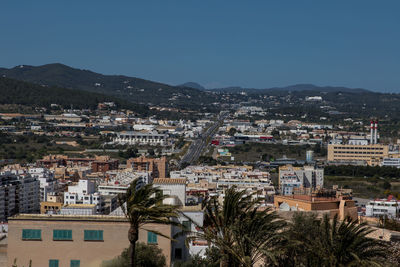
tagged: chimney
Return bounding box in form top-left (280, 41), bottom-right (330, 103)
top-left (370, 120), bottom-right (374, 144)
top-left (374, 121), bottom-right (378, 144)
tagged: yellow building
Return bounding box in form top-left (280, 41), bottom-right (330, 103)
top-left (8, 214), bottom-right (172, 267)
top-left (40, 201), bottom-right (63, 214)
top-left (327, 144), bottom-right (389, 166)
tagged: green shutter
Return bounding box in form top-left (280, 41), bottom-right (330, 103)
top-left (53, 230), bottom-right (72, 240)
top-left (147, 231), bottom-right (157, 244)
top-left (49, 259), bottom-right (59, 267)
top-left (70, 260), bottom-right (80, 267)
top-left (22, 229), bottom-right (41, 240)
top-left (84, 230), bottom-right (103, 241)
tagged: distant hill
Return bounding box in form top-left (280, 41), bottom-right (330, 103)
top-left (178, 82), bottom-right (205, 90)
top-left (209, 84), bottom-right (370, 94)
top-left (0, 64), bottom-right (216, 109)
top-left (0, 76), bottom-right (149, 114)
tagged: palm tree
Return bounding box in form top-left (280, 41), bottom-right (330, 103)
top-left (188, 187), bottom-right (284, 267)
top-left (277, 213), bottom-right (388, 267)
top-left (119, 179), bottom-right (180, 267)
top-left (319, 214), bottom-right (387, 267)
top-left (232, 206), bottom-right (284, 267)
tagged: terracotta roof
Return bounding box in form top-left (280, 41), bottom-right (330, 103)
top-left (153, 178), bottom-right (187, 185)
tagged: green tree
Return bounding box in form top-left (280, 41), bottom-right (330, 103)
top-left (276, 213), bottom-right (388, 267)
top-left (189, 187), bottom-right (284, 267)
top-left (382, 180), bottom-right (391, 190)
top-left (119, 179), bottom-right (180, 267)
top-left (101, 243), bottom-right (166, 267)
top-left (228, 127), bottom-right (237, 136)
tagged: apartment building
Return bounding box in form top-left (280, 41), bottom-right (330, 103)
top-left (91, 156), bottom-right (119, 173)
top-left (40, 193), bottom-right (63, 214)
top-left (0, 172), bottom-right (40, 221)
top-left (7, 214), bottom-right (173, 267)
top-left (327, 144), bottom-right (389, 166)
top-left (279, 165), bottom-right (324, 196)
top-left (365, 195), bottom-right (400, 218)
top-left (28, 167), bottom-right (58, 201)
top-left (381, 157), bottom-right (400, 168)
top-left (127, 156), bottom-right (168, 178)
top-left (64, 180), bottom-right (105, 214)
top-left (114, 131), bottom-right (168, 146)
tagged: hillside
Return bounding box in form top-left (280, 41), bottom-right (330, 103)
top-left (209, 84), bottom-right (370, 94)
top-left (0, 64), bottom-right (217, 109)
top-left (0, 76), bottom-right (149, 114)
top-left (178, 82), bottom-right (205, 90)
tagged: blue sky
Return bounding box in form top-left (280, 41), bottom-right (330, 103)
top-left (1, 1), bottom-right (399, 91)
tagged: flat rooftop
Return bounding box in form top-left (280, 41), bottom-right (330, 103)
top-left (275, 195), bottom-right (343, 203)
top-left (8, 214), bottom-right (128, 222)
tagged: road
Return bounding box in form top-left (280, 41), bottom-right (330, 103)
top-left (179, 111), bottom-right (228, 168)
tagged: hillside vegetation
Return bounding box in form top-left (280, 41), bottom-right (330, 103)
top-left (0, 76), bottom-right (149, 114)
top-left (0, 64), bottom-right (217, 109)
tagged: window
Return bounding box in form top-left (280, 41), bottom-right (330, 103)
top-left (22, 229), bottom-right (41, 240)
top-left (182, 220), bottom-right (191, 231)
top-left (147, 231), bottom-right (157, 244)
top-left (84, 230), bottom-right (103, 241)
top-left (175, 248), bottom-right (182, 259)
top-left (49, 259), bottom-right (59, 267)
top-left (53, 229), bottom-right (72, 241)
top-left (70, 260), bottom-right (80, 267)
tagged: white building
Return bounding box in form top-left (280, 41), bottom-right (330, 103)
top-left (114, 131), bottom-right (168, 146)
top-left (279, 165), bottom-right (324, 195)
top-left (99, 171), bottom-right (152, 196)
top-left (153, 178), bottom-right (187, 206)
top-left (64, 180), bottom-right (105, 214)
top-left (381, 157), bottom-right (400, 168)
top-left (60, 204), bottom-right (97, 215)
top-left (172, 208), bottom-right (207, 261)
top-left (365, 196), bottom-right (400, 218)
top-left (28, 168), bottom-right (58, 202)
top-left (133, 124), bottom-right (156, 131)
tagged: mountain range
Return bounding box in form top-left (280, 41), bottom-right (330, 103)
top-left (0, 63), bottom-right (374, 99)
top-left (0, 64), bottom-right (216, 109)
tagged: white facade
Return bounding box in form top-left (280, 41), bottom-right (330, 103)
top-left (172, 210), bottom-right (207, 261)
top-left (154, 180), bottom-right (186, 206)
top-left (60, 205), bottom-right (97, 215)
top-left (99, 172), bottom-right (152, 196)
top-left (28, 168), bottom-right (58, 201)
top-left (366, 198), bottom-right (400, 218)
top-left (382, 158), bottom-right (400, 168)
top-left (279, 165), bottom-right (324, 195)
top-left (64, 180), bottom-right (104, 214)
top-left (114, 131), bottom-right (168, 146)
top-left (133, 124), bottom-right (156, 131)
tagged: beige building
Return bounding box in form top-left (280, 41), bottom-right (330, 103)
top-left (8, 214), bottom-right (172, 267)
top-left (274, 194), bottom-right (357, 221)
top-left (327, 144), bottom-right (389, 166)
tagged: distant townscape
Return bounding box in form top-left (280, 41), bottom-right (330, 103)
top-left (1, 64), bottom-right (400, 267)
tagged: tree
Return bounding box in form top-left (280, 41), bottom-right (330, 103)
top-left (101, 243), bottom-right (166, 267)
top-left (189, 187), bottom-right (284, 267)
top-left (276, 213), bottom-right (388, 267)
top-left (232, 206), bottom-right (284, 266)
top-left (228, 128), bottom-right (237, 136)
top-left (119, 179), bottom-right (181, 267)
top-left (382, 180), bottom-right (391, 190)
